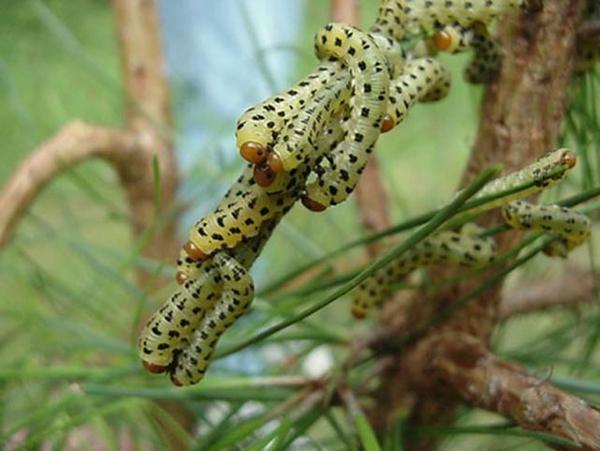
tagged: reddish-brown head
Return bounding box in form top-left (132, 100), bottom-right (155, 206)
top-left (183, 241), bottom-right (208, 261)
top-left (142, 360), bottom-right (167, 374)
top-left (240, 142), bottom-right (267, 164)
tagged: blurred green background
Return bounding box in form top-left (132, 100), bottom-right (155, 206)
top-left (1, 1), bottom-right (598, 449)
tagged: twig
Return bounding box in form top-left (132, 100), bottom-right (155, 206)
top-left (499, 269), bottom-right (598, 319)
top-left (0, 121), bottom-right (140, 247)
top-left (430, 334), bottom-right (600, 450)
top-left (578, 20), bottom-right (600, 46)
top-left (330, 0), bottom-right (360, 27)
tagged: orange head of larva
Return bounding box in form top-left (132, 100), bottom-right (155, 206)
top-left (351, 306), bottom-right (367, 320)
top-left (380, 114), bottom-right (395, 133)
top-left (240, 142), bottom-right (267, 164)
top-left (142, 360), bottom-right (167, 374)
top-left (560, 150), bottom-right (577, 169)
top-left (183, 241), bottom-right (209, 262)
top-left (301, 195), bottom-right (327, 212)
top-left (267, 152), bottom-right (285, 173)
top-left (253, 162), bottom-right (276, 187)
top-left (175, 271), bottom-right (188, 285)
top-left (433, 30), bottom-right (453, 51)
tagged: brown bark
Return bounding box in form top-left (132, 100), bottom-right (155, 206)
top-left (433, 334), bottom-right (600, 450)
top-left (112, 0), bottom-right (179, 275)
top-left (366, 1), bottom-right (595, 448)
top-left (0, 121), bottom-right (140, 247)
top-left (499, 268), bottom-right (598, 319)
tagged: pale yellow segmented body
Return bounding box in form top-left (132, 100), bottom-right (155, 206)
top-left (138, 261), bottom-right (222, 368)
top-left (304, 23), bottom-right (390, 207)
top-left (270, 72), bottom-right (351, 172)
top-left (372, 0), bottom-right (525, 41)
top-left (235, 64), bottom-right (340, 155)
top-left (352, 229), bottom-right (496, 319)
top-left (172, 252), bottom-right (255, 385)
top-left (403, 0), bottom-right (525, 34)
top-left (140, 218), bottom-right (280, 373)
top-left (352, 149), bottom-right (592, 318)
top-left (387, 57), bottom-right (451, 122)
top-left (187, 179), bottom-right (296, 257)
top-left (503, 201), bottom-right (592, 256)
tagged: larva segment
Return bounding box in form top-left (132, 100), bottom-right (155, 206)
top-left (352, 229), bottom-right (496, 319)
top-left (387, 57), bottom-right (451, 124)
top-left (171, 252), bottom-right (255, 386)
top-left (186, 179), bottom-right (295, 259)
top-left (371, 0), bottom-right (407, 42)
top-left (138, 263), bottom-right (221, 371)
top-left (144, 217), bottom-right (281, 377)
top-left (463, 149), bottom-right (578, 217)
top-left (369, 32), bottom-right (407, 78)
top-left (371, 0), bottom-right (526, 41)
top-left (268, 72), bottom-right (351, 173)
top-left (464, 29), bottom-right (501, 83)
top-left (503, 201), bottom-right (592, 256)
top-left (431, 22), bottom-right (501, 84)
top-left (402, 0), bottom-right (527, 35)
top-left (302, 57), bottom-right (448, 209)
top-left (236, 64), bottom-right (339, 164)
top-left (303, 23), bottom-right (390, 209)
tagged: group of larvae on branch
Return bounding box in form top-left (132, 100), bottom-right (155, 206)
top-left (138, 0), bottom-right (594, 386)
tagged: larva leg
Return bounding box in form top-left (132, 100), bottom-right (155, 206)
top-left (503, 201), bottom-right (592, 256)
top-left (352, 228), bottom-right (496, 319)
top-left (302, 23), bottom-right (390, 210)
top-left (171, 252), bottom-right (254, 386)
top-left (138, 261), bottom-right (221, 372)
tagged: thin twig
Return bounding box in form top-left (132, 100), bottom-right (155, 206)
top-left (0, 121), bottom-right (140, 247)
top-left (431, 334), bottom-right (600, 449)
top-left (499, 269), bottom-right (599, 319)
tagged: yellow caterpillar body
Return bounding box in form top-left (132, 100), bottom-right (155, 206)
top-left (372, 0), bottom-right (527, 41)
top-left (139, 261), bottom-right (222, 371)
top-left (140, 217), bottom-right (279, 378)
top-left (352, 149), bottom-right (592, 318)
top-left (434, 23), bottom-right (501, 83)
top-left (269, 72), bottom-right (351, 173)
top-left (171, 252), bottom-right (255, 386)
top-left (352, 228), bottom-right (496, 319)
top-left (386, 57), bottom-right (451, 123)
top-left (503, 201), bottom-right (592, 256)
top-left (235, 64), bottom-right (340, 164)
top-left (303, 23), bottom-right (390, 208)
